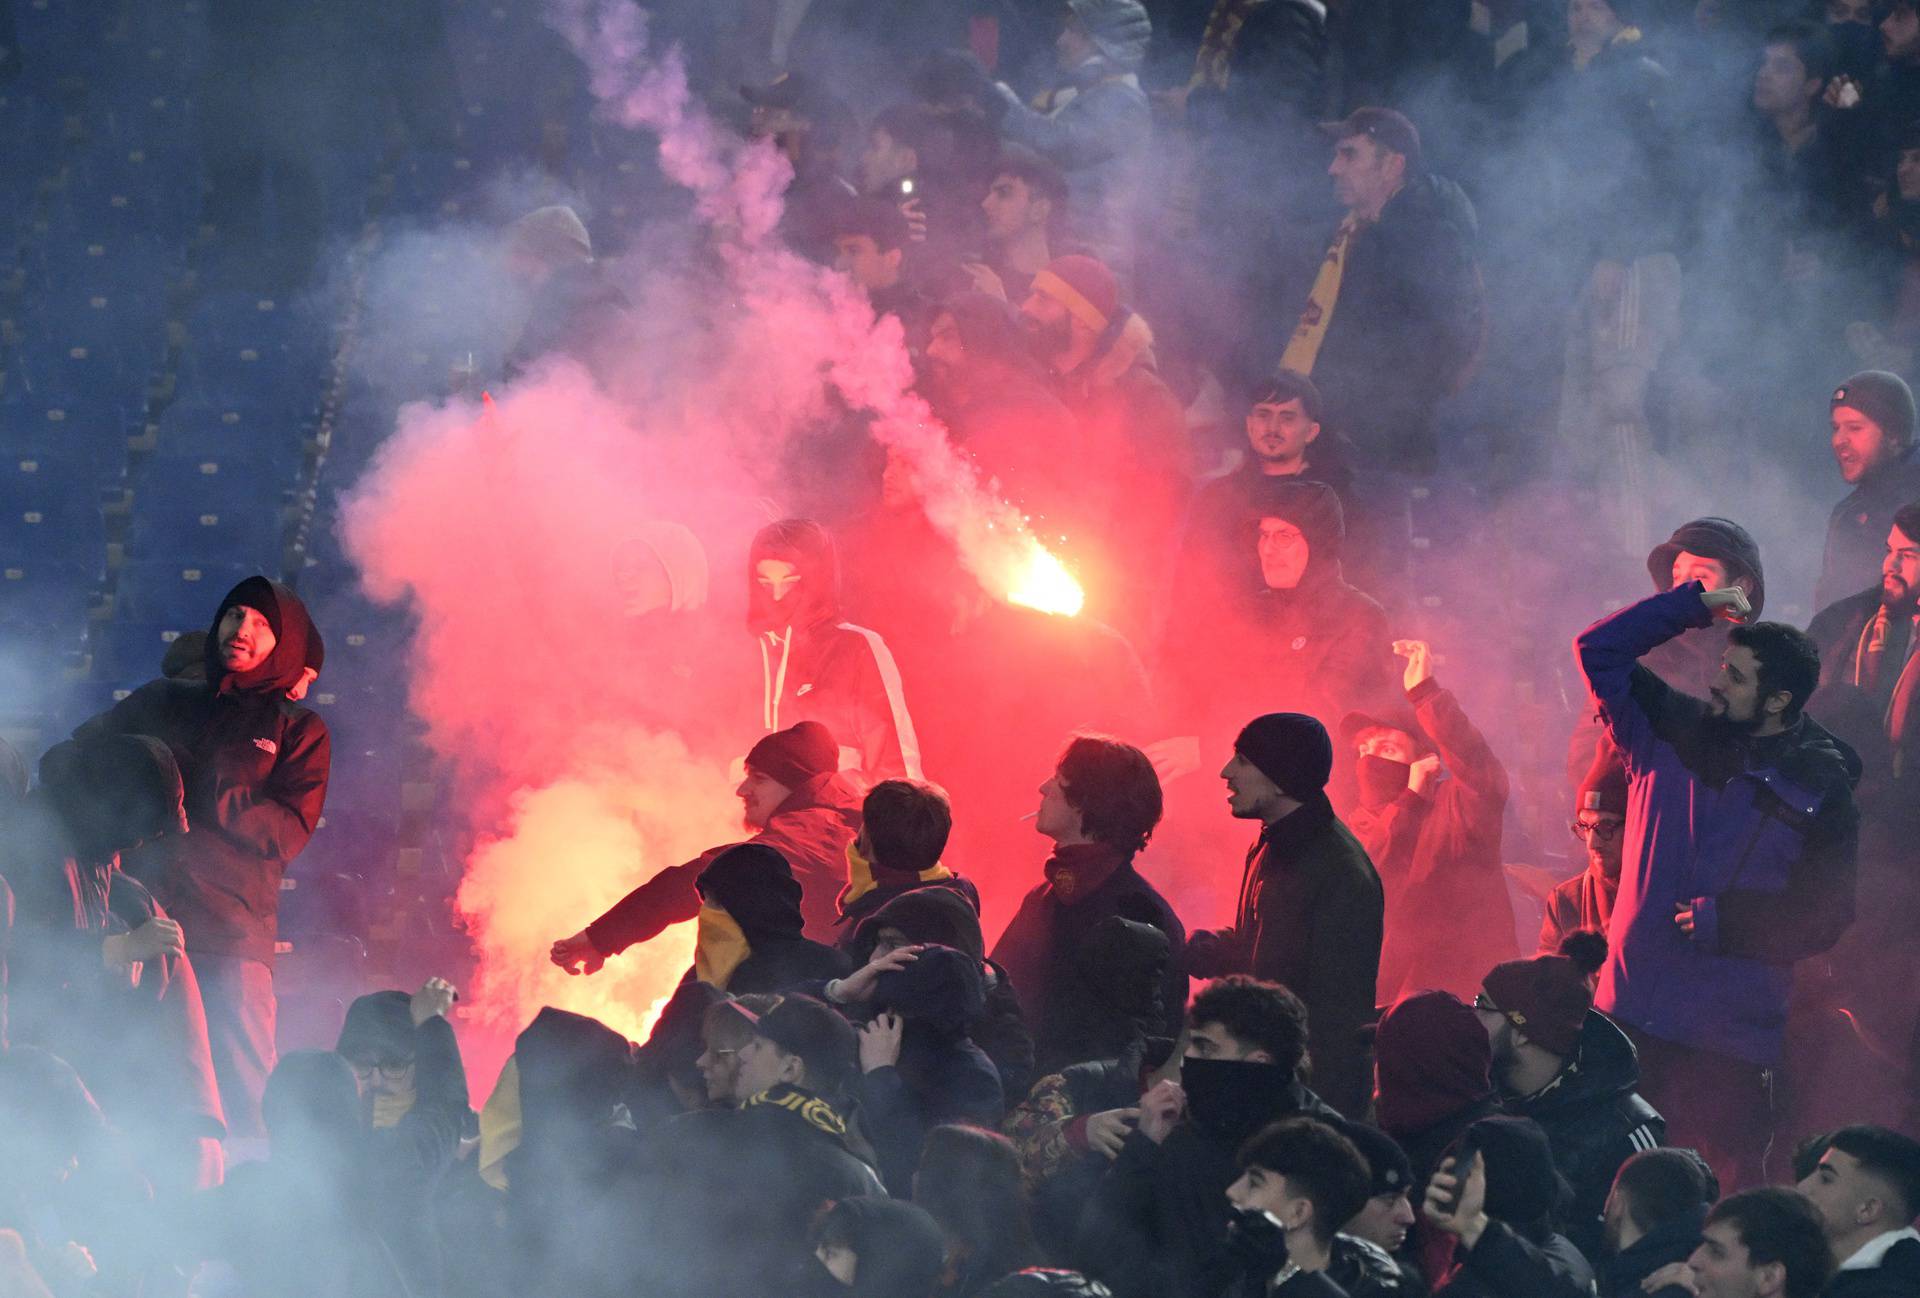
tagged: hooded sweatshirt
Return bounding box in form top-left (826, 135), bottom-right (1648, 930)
top-left (748, 520), bottom-right (923, 786)
top-left (78, 577), bottom-right (331, 965)
top-left (693, 844), bottom-right (850, 995)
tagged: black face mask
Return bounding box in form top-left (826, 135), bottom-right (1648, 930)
top-left (1357, 753), bottom-right (1411, 806)
top-left (1181, 1055), bottom-right (1296, 1139)
top-left (1225, 1206), bottom-right (1292, 1276)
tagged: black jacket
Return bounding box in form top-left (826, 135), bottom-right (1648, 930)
top-left (1599, 1216), bottom-right (1701, 1298)
top-left (835, 873), bottom-right (980, 945)
top-left (1432, 1221), bottom-right (1594, 1298)
top-left (1500, 1010), bottom-right (1662, 1261)
top-left (1818, 450), bottom-right (1920, 612)
top-left (1828, 1236), bottom-right (1920, 1297)
top-left (80, 578), bottom-right (330, 965)
top-left (1076, 1069), bottom-right (1342, 1298)
top-left (1186, 795), bottom-right (1383, 1118)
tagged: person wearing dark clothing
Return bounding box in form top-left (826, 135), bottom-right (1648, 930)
top-left (3, 734), bottom-right (226, 1195)
top-left (501, 204), bottom-right (632, 383)
top-left (1641, 518), bottom-right (1768, 694)
top-left (630, 980), bottom-right (731, 1128)
top-left (1540, 737), bottom-right (1628, 955)
top-left (1160, 481), bottom-right (1396, 820)
top-left (748, 518), bottom-right (925, 785)
top-left (834, 778), bottom-right (978, 936)
top-left (1808, 501), bottom-right (1920, 779)
top-left (841, 885), bottom-right (1034, 1102)
top-left (1475, 950), bottom-right (1664, 1262)
top-left (1223, 1116), bottom-right (1404, 1298)
top-left (1818, 373), bottom-right (1920, 612)
top-left (336, 984), bottom-right (471, 1298)
top-left (1337, 1122), bottom-right (1424, 1284)
top-left (1797, 1125), bottom-right (1920, 1298)
top-left (1076, 978), bottom-right (1342, 1298)
top-left (1598, 1148), bottom-right (1715, 1298)
top-left (1265, 108), bottom-right (1481, 472)
top-left (1191, 713), bottom-right (1383, 1118)
top-left (1419, 1115), bottom-right (1596, 1298)
top-left (914, 1125), bottom-right (1047, 1298)
top-left (990, 736), bottom-right (1188, 1077)
top-left (194, 1051), bottom-right (410, 1298)
top-left (743, 73), bottom-right (860, 263)
top-left (551, 720), bottom-right (865, 966)
top-left (1577, 581), bottom-right (1859, 1189)
top-left (77, 575), bottom-right (330, 1141)
top-left (1371, 990), bottom-right (1502, 1288)
top-left (1341, 638), bottom-right (1516, 1002)
top-left (852, 943), bottom-right (1004, 1193)
top-left (692, 843), bottom-right (851, 995)
top-left (809, 1195), bottom-right (950, 1298)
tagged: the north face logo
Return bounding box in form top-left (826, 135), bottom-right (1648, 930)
top-left (253, 738), bottom-right (278, 756)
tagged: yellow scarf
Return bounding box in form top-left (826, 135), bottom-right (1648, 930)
top-left (1573, 24), bottom-right (1641, 70)
top-left (840, 837), bottom-right (954, 910)
top-left (694, 904), bottom-right (751, 989)
top-left (1279, 215), bottom-right (1361, 376)
top-left (1188, 0), bottom-right (1260, 91)
top-left (477, 1056), bottom-right (521, 1192)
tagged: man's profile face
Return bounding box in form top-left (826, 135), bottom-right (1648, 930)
top-left (1185, 1020), bottom-right (1270, 1063)
top-left (1828, 0), bottom-right (1871, 22)
top-left (218, 604), bottom-right (276, 674)
top-left (925, 311), bottom-right (967, 376)
top-left (1246, 398), bottom-right (1320, 464)
top-left (1831, 405), bottom-right (1896, 484)
top-left (1018, 291), bottom-right (1074, 362)
top-left (832, 234), bottom-right (901, 292)
top-left (1257, 517), bottom-right (1310, 590)
top-left (983, 174), bottom-right (1039, 240)
top-left (1347, 1190), bottom-right (1415, 1253)
top-left (1883, 3), bottom-right (1920, 61)
top-left (731, 1035), bottom-right (792, 1100)
top-left (1329, 135), bottom-right (1399, 212)
top-left (1753, 44), bottom-right (1817, 115)
top-left (736, 768), bottom-right (792, 830)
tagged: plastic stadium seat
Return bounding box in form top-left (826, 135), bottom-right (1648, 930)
top-left (0, 396), bottom-right (131, 480)
top-left (115, 558), bottom-right (257, 627)
top-left (98, 617), bottom-right (193, 681)
top-left (3, 338), bottom-right (150, 408)
top-left (0, 470), bottom-right (106, 570)
top-left (16, 286), bottom-right (170, 368)
top-left (0, 558), bottom-right (92, 633)
top-left (123, 468), bottom-right (284, 569)
top-left (152, 401), bottom-right (303, 479)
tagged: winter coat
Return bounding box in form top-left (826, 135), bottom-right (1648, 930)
top-left (748, 520), bottom-right (924, 787)
top-left (1282, 172), bottom-right (1482, 470)
top-left (1538, 867), bottom-right (1618, 955)
top-left (1431, 1221), bottom-right (1595, 1298)
top-left (1346, 679), bottom-right (1516, 1001)
top-left (836, 873), bottom-right (981, 942)
top-left (1006, 1046), bottom-right (1162, 1257)
top-left (694, 841), bottom-right (851, 995)
top-left (79, 577), bottom-right (330, 965)
top-left (1828, 1233), bottom-right (1920, 1298)
top-left (994, 60), bottom-right (1150, 271)
top-left (1576, 583), bottom-right (1861, 1066)
top-left (991, 845), bottom-right (1189, 1078)
top-left (1227, 1234), bottom-right (1414, 1298)
top-left (1599, 1215), bottom-right (1701, 1298)
top-left (1075, 1069), bottom-right (1343, 1298)
top-left (1185, 794), bottom-right (1382, 1118)
top-left (1499, 1010), bottom-right (1662, 1262)
top-left (584, 769), bottom-right (864, 952)
top-left (1818, 449), bottom-right (1920, 613)
top-left (856, 944), bottom-right (1005, 1192)
top-left (1161, 479), bottom-right (1396, 761)
top-left (848, 886), bottom-right (1035, 1101)
top-left (1809, 584), bottom-right (1920, 792)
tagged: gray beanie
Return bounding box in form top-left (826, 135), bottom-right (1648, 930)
top-left (1066, 0), bottom-right (1151, 71)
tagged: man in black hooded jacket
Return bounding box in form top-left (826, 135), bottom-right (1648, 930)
top-left (76, 574), bottom-right (331, 1140)
top-left (689, 844), bottom-right (849, 995)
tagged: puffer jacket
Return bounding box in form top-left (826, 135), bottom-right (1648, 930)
top-left (1576, 582), bottom-right (1860, 1066)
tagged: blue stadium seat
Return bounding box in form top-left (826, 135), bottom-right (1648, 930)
top-left (0, 395), bottom-right (132, 479)
top-left (16, 284), bottom-right (171, 367)
top-left (0, 558), bottom-right (93, 635)
top-left (115, 558), bottom-right (258, 627)
top-left (3, 338), bottom-right (151, 409)
top-left (97, 617), bottom-right (194, 681)
top-left (0, 469), bottom-right (106, 571)
top-left (152, 401), bottom-right (304, 480)
top-left (124, 455), bottom-right (285, 567)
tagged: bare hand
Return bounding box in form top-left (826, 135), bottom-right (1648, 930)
top-left (411, 976), bottom-right (458, 1024)
top-left (830, 944), bottom-right (923, 1004)
top-left (1673, 901), bottom-right (1697, 936)
top-left (859, 1011), bottom-right (904, 1072)
top-left (1408, 754), bottom-right (1443, 796)
top-left (899, 196), bottom-right (928, 242)
top-left (1422, 1151), bottom-right (1489, 1248)
top-left (549, 931), bottom-right (605, 976)
top-left (962, 262), bottom-right (1007, 301)
top-left (1393, 639), bottom-right (1435, 692)
top-left (113, 917), bottom-right (184, 964)
top-left (1824, 75), bottom-right (1862, 110)
top-left (1138, 1080), bottom-right (1186, 1145)
top-left (1643, 1261), bottom-right (1701, 1295)
top-left (1700, 586), bottom-right (1752, 623)
top-left (1144, 736), bottom-right (1202, 784)
top-left (1084, 1107), bottom-right (1140, 1158)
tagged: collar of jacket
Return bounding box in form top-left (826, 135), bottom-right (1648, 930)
top-left (743, 1083), bottom-right (851, 1141)
top-left (1043, 842), bottom-right (1128, 904)
top-left (1259, 791), bottom-right (1337, 857)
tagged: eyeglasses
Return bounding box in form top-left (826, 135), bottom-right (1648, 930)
top-left (1472, 993), bottom-right (1501, 1014)
top-left (1569, 818), bottom-right (1622, 843)
top-left (345, 1056), bottom-right (413, 1080)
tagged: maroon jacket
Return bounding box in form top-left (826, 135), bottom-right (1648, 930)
top-left (1347, 679), bottom-right (1516, 1001)
top-left (584, 771), bottom-right (864, 953)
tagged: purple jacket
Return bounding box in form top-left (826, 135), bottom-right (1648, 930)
top-left (1576, 584), bottom-right (1859, 1066)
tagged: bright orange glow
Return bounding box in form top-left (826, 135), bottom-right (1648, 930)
top-left (1006, 541), bottom-right (1085, 617)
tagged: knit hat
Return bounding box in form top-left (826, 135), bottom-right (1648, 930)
top-left (697, 843), bottom-right (806, 940)
top-left (1064, 0), bottom-right (1152, 71)
top-left (1031, 254), bottom-right (1119, 332)
top-left (1832, 370), bottom-right (1916, 449)
top-left (1575, 735), bottom-right (1628, 817)
top-left (1339, 1121), bottom-right (1416, 1199)
top-left (1646, 517), bottom-right (1765, 617)
top-left (1463, 1115), bottom-right (1572, 1230)
top-left (744, 720), bottom-right (840, 791)
top-left (336, 991), bottom-right (417, 1066)
top-left (1372, 990), bottom-right (1494, 1138)
top-left (1480, 955), bottom-right (1592, 1057)
top-left (1234, 712), bottom-right (1334, 798)
top-left (743, 994), bottom-right (859, 1095)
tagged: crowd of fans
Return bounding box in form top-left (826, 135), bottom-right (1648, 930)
top-left (9, 0), bottom-right (1920, 1294)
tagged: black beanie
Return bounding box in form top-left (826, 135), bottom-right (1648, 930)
top-left (1833, 371), bottom-right (1916, 449)
top-left (1234, 713), bottom-right (1334, 798)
